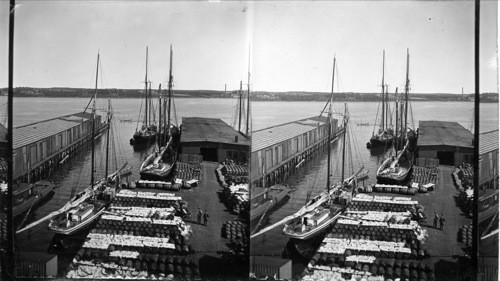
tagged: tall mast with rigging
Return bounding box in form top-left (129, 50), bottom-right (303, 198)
top-left (404, 49), bottom-right (410, 140)
top-left (167, 45), bottom-right (173, 141)
top-left (157, 84), bottom-right (162, 147)
top-left (238, 80), bottom-right (243, 132)
top-left (381, 51), bottom-right (386, 131)
top-left (144, 47), bottom-right (149, 128)
top-left (395, 88), bottom-right (399, 154)
top-left (246, 48), bottom-right (250, 136)
top-left (91, 52), bottom-right (99, 188)
top-left (104, 99), bottom-right (111, 178)
top-left (327, 56), bottom-right (336, 193)
top-left (341, 103), bottom-right (348, 184)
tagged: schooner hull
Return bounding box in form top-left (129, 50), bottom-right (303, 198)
top-left (49, 207), bottom-right (105, 236)
top-left (367, 136), bottom-right (394, 149)
top-left (130, 132), bottom-right (157, 145)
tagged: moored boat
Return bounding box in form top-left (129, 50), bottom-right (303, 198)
top-left (282, 58), bottom-right (362, 242)
top-left (130, 47), bottom-right (157, 146)
top-left (250, 184), bottom-right (289, 222)
top-left (140, 46), bottom-right (180, 181)
top-left (367, 51), bottom-right (395, 149)
top-left (13, 179), bottom-right (55, 217)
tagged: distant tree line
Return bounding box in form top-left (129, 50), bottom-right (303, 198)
top-left (0, 87), bottom-right (497, 102)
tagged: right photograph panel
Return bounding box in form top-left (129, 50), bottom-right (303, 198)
top-left (249, 2), bottom-right (498, 281)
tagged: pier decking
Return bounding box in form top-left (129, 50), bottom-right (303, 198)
top-left (251, 116), bottom-right (340, 187)
top-left (13, 112), bottom-right (106, 183)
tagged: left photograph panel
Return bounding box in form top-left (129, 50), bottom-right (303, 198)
top-left (3, 1), bottom-right (251, 279)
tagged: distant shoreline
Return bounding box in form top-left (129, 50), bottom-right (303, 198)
top-left (1, 87), bottom-right (498, 103)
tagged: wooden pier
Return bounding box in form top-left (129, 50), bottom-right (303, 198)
top-left (251, 116), bottom-right (342, 187)
top-left (12, 112), bottom-right (106, 184)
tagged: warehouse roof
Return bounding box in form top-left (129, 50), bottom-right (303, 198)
top-left (479, 130), bottom-right (499, 155)
top-left (252, 116), bottom-right (333, 152)
top-left (417, 121), bottom-right (473, 148)
top-left (180, 117), bottom-right (250, 146)
top-left (13, 112), bottom-right (94, 149)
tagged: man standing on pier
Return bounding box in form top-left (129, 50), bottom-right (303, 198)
top-left (433, 212), bottom-right (439, 229)
top-left (439, 213), bottom-right (445, 230)
top-left (203, 210), bottom-right (209, 226)
top-left (197, 208), bottom-right (202, 224)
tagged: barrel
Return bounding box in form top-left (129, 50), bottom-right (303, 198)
top-left (370, 264), bottom-right (378, 275)
top-left (394, 267), bottom-right (402, 278)
top-left (403, 268), bottom-right (410, 278)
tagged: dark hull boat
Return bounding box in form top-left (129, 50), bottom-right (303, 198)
top-left (130, 127), bottom-right (157, 145)
top-left (13, 180), bottom-right (56, 217)
top-left (250, 184), bottom-right (289, 223)
top-left (367, 51), bottom-right (394, 150)
top-left (131, 47), bottom-right (157, 147)
top-left (367, 132), bottom-right (394, 149)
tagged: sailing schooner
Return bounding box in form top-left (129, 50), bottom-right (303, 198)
top-left (140, 45), bottom-right (180, 181)
top-left (130, 47), bottom-right (158, 146)
top-left (367, 51), bottom-right (394, 149)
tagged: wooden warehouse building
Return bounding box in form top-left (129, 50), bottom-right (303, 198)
top-left (416, 120), bottom-right (473, 166)
top-left (179, 117), bottom-right (250, 163)
top-left (251, 116), bottom-right (340, 186)
top-left (12, 112), bottom-right (104, 183)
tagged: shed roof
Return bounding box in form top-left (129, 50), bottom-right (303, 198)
top-left (479, 130), bottom-right (499, 155)
top-left (417, 121), bottom-right (473, 148)
top-left (13, 112), bottom-right (94, 149)
top-left (180, 117), bottom-right (250, 146)
top-left (252, 116), bottom-right (330, 153)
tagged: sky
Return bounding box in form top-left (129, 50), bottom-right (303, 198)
top-left (0, 1), bottom-right (498, 94)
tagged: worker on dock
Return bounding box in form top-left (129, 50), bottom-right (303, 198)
top-left (197, 208), bottom-right (202, 224)
top-left (203, 210), bottom-right (209, 226)
top-left (439, 213), bottom-right (445, 230)
top-left (433, 212), bottom-right (438, 229)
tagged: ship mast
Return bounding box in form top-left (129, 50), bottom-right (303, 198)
top-left (246, 48), bottom-right (250, 136)
top-left (144, 47), bottom-right (149, 128)
top-left (91, 51), bottom-right (99, 188)
top-left (327, 56), bottom-right (335, 193)
top-left (104, 99), bottom-right (111, 178)
top-left (167, 45), bottom-right (173, 140)
top-left (238, 80), bottom-right (243, 132)
top-left (341, 103), bottom-right (347, 184)
top-left (394, 88), bottom-right (399, 157)
top-left (404, 49), bottom-right (410, 140)
top-left (157, 84), bottom-right (162, 147)
top-left (381, 50), bottom-right (385, 131)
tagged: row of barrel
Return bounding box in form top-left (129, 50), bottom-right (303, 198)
top-left (221, 220), bottom-right (249, 258)
top-left (175, 162), bottom-right (202, 181)
top-left (360, 185), bottom-right (420, 196)
top-left (347, 200), bottom-right (417, 212)
top-left (458, 223), bottom-right (473, 246)
top-left (111, 196), bottom-right (182, 209)
top-left (134, 180), bottom-right (182, 191)
top-left (74, 248), bottom-right (200, 280)
top-left (458, 163), bottom-right (474, 181)
top-left (309, 255), bottom-right (435, 281)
